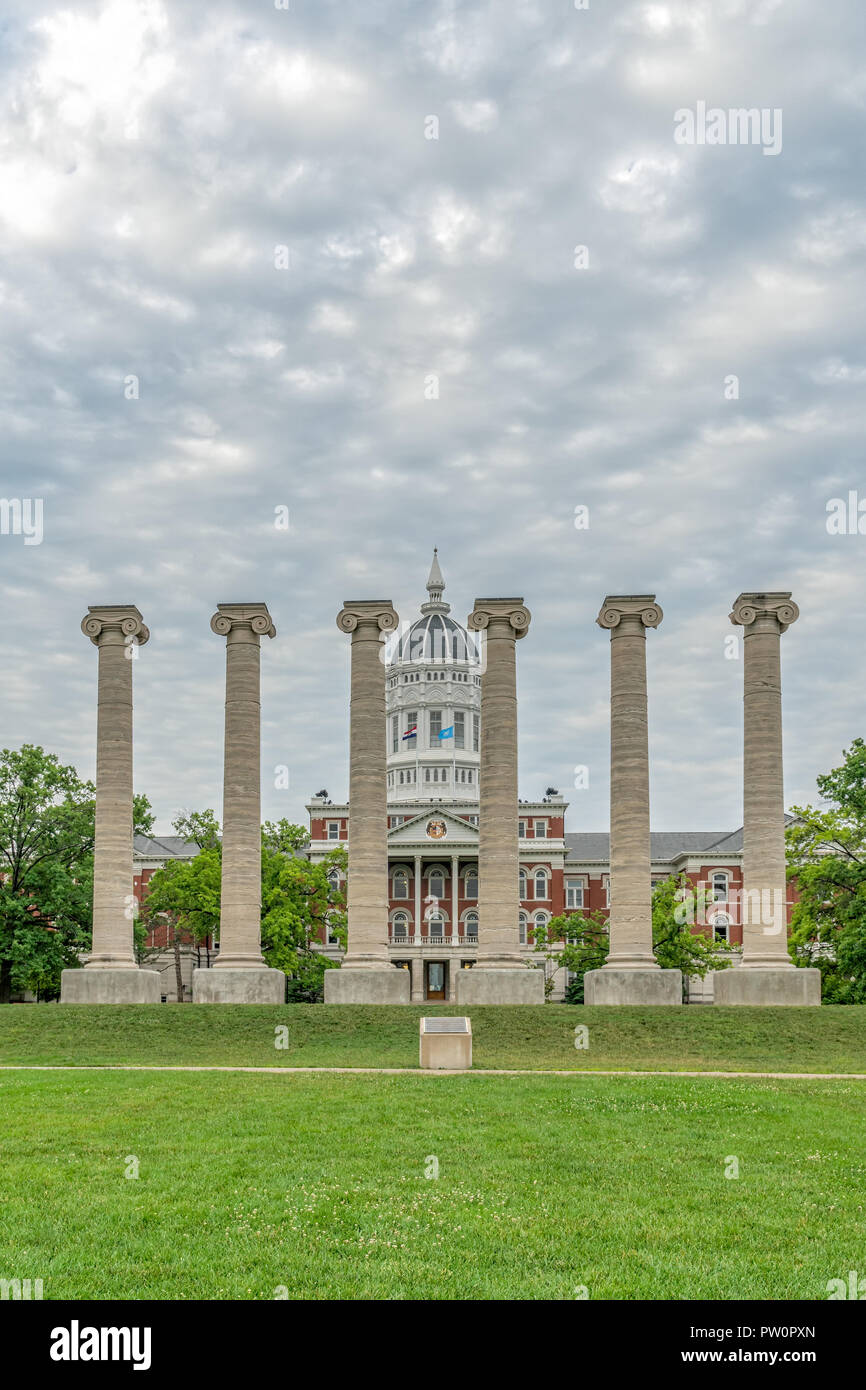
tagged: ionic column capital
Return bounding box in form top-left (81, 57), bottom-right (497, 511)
top-left (730, 592), bottom-right (799, 634)
top-left (596, 595), bottom-right (663, 633)
top-left (81, 605), bottom-right (150, 647)
top-left (210, 603), bottom-right (276, 639)
top-left (336, 600), bottom-right (399, 635)
top-left (468, 598), bottom-right (531, 639)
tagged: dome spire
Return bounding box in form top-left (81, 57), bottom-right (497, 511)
top-left (421, 547), bottom-right (449, 614)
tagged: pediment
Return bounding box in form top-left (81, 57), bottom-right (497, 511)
top-left (388, 809), bottom-right (478, 847)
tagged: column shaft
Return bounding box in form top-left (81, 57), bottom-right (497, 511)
top-left (91, 632), bottom-right (135, 964)
top-left (339, 601), bottom-right (399, 968)
top-left (734, 596), bottom-right (798, 966)
top-left (451, 855), bottom-right (459, 941)
top-left (62, 605), bottom-right (160, 1003)
top-left (473, 606), bottom-right (529, 966)
top-left (217, 624), bottom-right (265, 966)
top-left (606, 612), bottom-right (657, 966)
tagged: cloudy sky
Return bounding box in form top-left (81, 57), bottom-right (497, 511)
top-left (1, 0), bottom-right (864, 835)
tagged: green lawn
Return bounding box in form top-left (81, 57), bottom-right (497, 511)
top-left (1, 1003), bottom-right (865, 1071)
top-left (0, 1069), bottom-right (862, 1299)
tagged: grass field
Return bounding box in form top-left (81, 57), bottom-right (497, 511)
top-left (3, 1007), bottom-right (863, 1300)
top-left (2, 1003), bottom-right (866, 1071)
top-left (1, 1069), bottom-right (863, 1300)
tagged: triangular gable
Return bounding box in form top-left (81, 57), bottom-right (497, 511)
top-left (388, 809), bottom-right (479, 847)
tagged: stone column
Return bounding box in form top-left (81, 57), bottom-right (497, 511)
top-left (456, 598), bottom-right (544, 1004)
top-left (414, 853), bottom-right (422, 942)
top-left (584, 596), bottom-right (681, 1005)
top-left (715, 593), bottom-right (820, 1004)
top-left (61, 606), bottom-right (161, 1003)
top-left (410, 955), bottom-right (425, 1003)
top-left (451, 854), bottom-right (459, 943)
top-left (193, 604), bottom-right (284, 1004)
top-left (324, 601), bottom-right (410, 1003)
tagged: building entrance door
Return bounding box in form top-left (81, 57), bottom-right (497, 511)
top-left (425, 962), bottom-right (446, 1000)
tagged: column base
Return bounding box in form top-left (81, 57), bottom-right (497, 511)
top-left (60, 968), bottom-right (162, 1004)
top-left (324, 968), bottom-right (411, 1004)
top-left (584, 968), bottom-right (683, 1005)
top-left (456, 968), bottom-right (544, 1005)
top-left (713, 967), bottom-right (821, 1006)
top-left (192, 967), bottom-right (285, 1004)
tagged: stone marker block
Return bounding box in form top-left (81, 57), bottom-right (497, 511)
top-left (324, 968), bottom-right (411, 1004)
top-left (60, 968), bottom-right (162, 1004)
top-left (420, 1016), bottom-right (472, 1069)
top-left (192, 967), bottom-right (285, 1004)
top-left (583, 968), bottom-right (682, 1005)
top-left (713, 967), bottom-right (821, 1006)
top-left (456, 967), bottom-right (544, 1005)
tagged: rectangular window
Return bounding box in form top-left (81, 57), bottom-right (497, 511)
top-left (518, 820), bottom-right (526, 839)
top-left (327, 822), bottom-right (339, 841)
top-left (566, 879), bottom-right (584, 909)
top-left (405, 710), bottom-right (417, 743)
top-left (391, 715), bottom-right (399, 753)
top-left (454, 711), bottom-right (465, 749)
top-left (472, 714), bottom-right (480, 751)
top-left (429, 709), bottom-right (442, 741)
top-left (533, 821), bottom-right (547, 838)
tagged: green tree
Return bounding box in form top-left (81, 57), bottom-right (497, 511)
top-left (0, 744), bottom-right (153, 1001)
top-left (142, 813), bottom-right (346, 1002)
top-left (536, 873), bottom-right (731, 1004)
top-left (651, 873), bottom-right (733, 999)
top-left (786, 738), bottom-right (866, 1003)
top-left (531, 911), bottom-right (609, 1002)
top-left (141, 834), bottom-right (222, 1000)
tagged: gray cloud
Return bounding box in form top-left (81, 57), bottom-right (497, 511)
top-left (0, 0), bottom-right (864, 833)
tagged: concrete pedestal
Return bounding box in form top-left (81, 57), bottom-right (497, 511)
top-left (456, 968), bottom-right (544, 1005)
top-left (60, 968), bottom-right (162, 1004)
top-left (584, 967), bottom-right (682, 1006)
top-left (713, 967), bottom-right (821, 1006)
top-left (192, 967), bottom-right (285, 1004)
top-left (324, 968), bottom-right (411, 1004)
top-left (420, 1017), bottom-right (472, 1069)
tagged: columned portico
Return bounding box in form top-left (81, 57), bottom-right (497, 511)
top-left (584, 595), bottom-right (681, 1005)
top-left (714, 593), bottom-right (820, 1005)
top-left (457, 598), bottom-right (544, 1004)
top-left (325, 601), bottom-right (410, 1003)
top-left (61, 606), bottom-right (161, 1003)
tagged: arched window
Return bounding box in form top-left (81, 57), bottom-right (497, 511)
top-left (464, 867), bottom-right (478, 899)
top-left (427, 908), bottom-right (445, 939)
top-left (712, 912), bottom-right (730, 944)
top-left (519, 869), bottom-right (528, 899)
top-left (428, 868), bottom-right (445, 900)
top-left (519, 911), bottom-right (528, 945)
top-left (465, 912), bottom-right (478, 940)
top-left (534, 870), bottom-right (548, 900)
top-left (534, 911), bottom-right (549, 932)
top-left (712, 872), bottom-right (729, 903)
top-left (392, 912), bottom-right (409, 941)
top-left (327, 868), bottom-right (340, 892)
top-left (392, 868), bottom-right (409, 900)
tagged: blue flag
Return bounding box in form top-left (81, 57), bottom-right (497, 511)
top-left (438, 726), bottom-right (454, 740)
